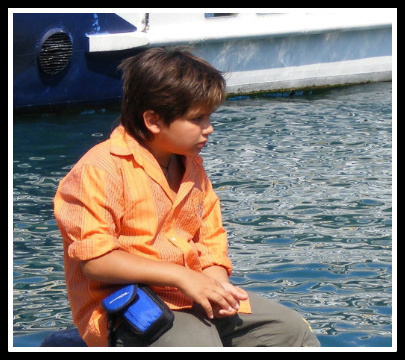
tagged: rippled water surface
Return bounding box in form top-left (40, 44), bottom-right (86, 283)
top-left (12, 82), bottom-right (394, 347)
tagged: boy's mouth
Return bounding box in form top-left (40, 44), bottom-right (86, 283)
top-left (197, 141), bottom-right (208, 148)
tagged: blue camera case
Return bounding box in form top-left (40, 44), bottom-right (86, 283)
top-left (102, 284), bottom-right (174, 344)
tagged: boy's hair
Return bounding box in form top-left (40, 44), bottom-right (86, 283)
top-left (118, 47), bottom-right (226, 142)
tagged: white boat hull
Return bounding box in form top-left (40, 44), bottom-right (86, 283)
top-left (88, 12), bottom-right (392, 94)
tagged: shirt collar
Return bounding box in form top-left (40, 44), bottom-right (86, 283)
top-left (109, 125), bottom-right (204, 202)
top-left (109, 125), bottom-right (151, 169)
top-left (110, 125), bottom-right (137, 156)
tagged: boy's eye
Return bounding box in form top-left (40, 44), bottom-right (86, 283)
top-left (192, 115), bottom-right (210, 122)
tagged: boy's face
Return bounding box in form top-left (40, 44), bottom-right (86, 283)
top-left (157, 105), bottom-right (215, 157)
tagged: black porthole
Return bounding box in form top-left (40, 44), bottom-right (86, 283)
top-left (38, 30), bottom-right (73, 75)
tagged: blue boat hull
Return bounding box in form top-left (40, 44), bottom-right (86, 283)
top-left (13, 13), bottom-right (137, 112)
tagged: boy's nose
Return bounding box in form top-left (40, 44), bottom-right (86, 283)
top-left (202, 121), bottom-right (214, 135)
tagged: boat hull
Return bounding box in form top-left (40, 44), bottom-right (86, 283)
top-left (12, 12), bottom-right (392, 112)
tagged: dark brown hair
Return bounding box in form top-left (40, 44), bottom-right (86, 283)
top-left (118, 47), bottom-right (226, 142)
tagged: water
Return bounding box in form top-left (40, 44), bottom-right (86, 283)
top-left (12, 82), bottom-right (394, 348)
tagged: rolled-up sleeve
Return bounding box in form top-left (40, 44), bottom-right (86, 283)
top-left (196, 180), bottom-right (232, 275)
top-left (54, 163), bottom-right (123, 261)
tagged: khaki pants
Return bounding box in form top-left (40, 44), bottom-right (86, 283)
top-left (114, 291), bottom-right (320, 347)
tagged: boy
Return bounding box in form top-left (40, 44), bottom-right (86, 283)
top-left (54, 47), bottom-right (320, 347)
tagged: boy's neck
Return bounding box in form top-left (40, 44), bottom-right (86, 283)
top-left (141, 140), bottom-right (173, 169)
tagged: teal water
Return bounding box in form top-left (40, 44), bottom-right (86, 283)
top-left (12, 82), bottom-right (394, 347)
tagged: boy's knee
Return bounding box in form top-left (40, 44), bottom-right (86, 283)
top-left (274, 308), bottom-right (320, 347)
top-left (296, 317), bottom-right (321, 346)
top-left (242, 293), bottom-right (320, 347)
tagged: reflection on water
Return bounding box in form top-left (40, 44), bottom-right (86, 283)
top-left (13, 82), bottom-right (393, 347)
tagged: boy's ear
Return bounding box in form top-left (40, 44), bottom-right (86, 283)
top-left (143, 110), bottom-right (162, 135)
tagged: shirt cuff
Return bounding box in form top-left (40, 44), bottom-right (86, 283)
top-left (67, 234), bottom-right (119, 261)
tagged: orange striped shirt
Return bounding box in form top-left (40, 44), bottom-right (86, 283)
top-left (54, 125), bottom-right (249, 346)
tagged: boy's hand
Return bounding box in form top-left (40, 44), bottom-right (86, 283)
top-left (213, 282), bottom-right (248, 318)
top-left (177, 267), bottom-right (248, 320)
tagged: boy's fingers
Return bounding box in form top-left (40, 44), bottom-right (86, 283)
top-left (200, 299), bottom-right (214, 319)
top-left (218, 307), bottom-right (237, 316)
top-left (221, 283), bottom-right (249, 302)
top-left (234, 286), bottom-right (249, 299)
top-left (213, 290), bottom-right (239, 311)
